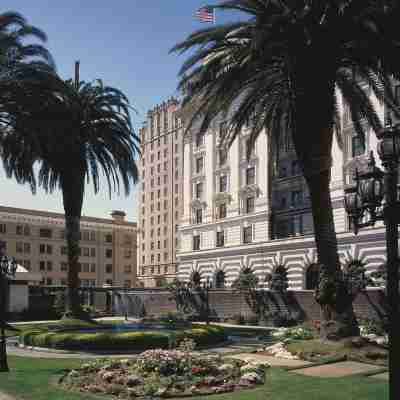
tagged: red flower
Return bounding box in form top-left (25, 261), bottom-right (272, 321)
top-left (191, 367), bottom-right (205, 375)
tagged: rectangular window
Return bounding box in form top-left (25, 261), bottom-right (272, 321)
top-left (124, 249), bottom-right (132, 258)
top-left (61, 262), bottom-right (68, 271)
top-left (193, 235), bottom-right (200, 251)
top-left (47, 261), bottom-right (52, 271)
top-left (243, 226), bottom-right (253, 244)
top-left (23, 260), bottom-right (31, 270)
top-left (246, 197), bottom-right (255, 213)
top-left (352, 136), bottom-right (365, 158)
top-left (0, 224), bottom-right (6, 234)
top-left (218, 203), bottom-right (227, 219)
top-left (105, 264), bottom-right (113, 274)
top-left (39, 261), bottom-right (45, 271)
top-left (39, 228), bottom-right (52, 238)
top-left (83, 263), bottom-right (89, 273)
top-left (24, 243), bottom-right (30, 253)
top-left (91, 263), bottom-right (96, 273)
top-left (196, 132), bottom-right (205, 147)
top-left (195, 182), bottom-right (203, 199)
top-left (124, 280), bottom-right (131, 288)
top-left (90, 231), bottom-right (96, 241)
top-left (61, 246), bottom-right (67, 255)
top-left (83, 247), bottom-right (89, 257)
top-left (291, 190), bottom-right (303, 208)
top-left (246, 167), bottom-right (255, 185)
top-left (195, 209), bottom-right (203, 224)
top-left (16, 225), bottom-right (23, 235)
top-left (46, 245), bottom-right (52, 255)
top-left (219, 175), bottom-right (227, 192)
top-left (105, 233), bottom-right (113, 243)
top-left (216, 231), bottom-right (225, 247)
top-left (39, 243), bottom-right (45, 254)
top-left (124, 265), bottom-right (132, 273)
top-left (90, 248), bottom-right (96, 257)
top-left (219, 149), bottom-right (227, 166)
top-left (16, 242), bottom-right (23, 253)
top-left (82, 231), bottom-right (90, 241)
top-left (196, 157), bottom-right (204, 174)
top-left (105, 248), bottom-right (112, 258)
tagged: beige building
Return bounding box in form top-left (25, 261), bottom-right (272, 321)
top-left (137, 98), bottom-right (183, 287)
top-left (0, 206), bottom-right (137, 287)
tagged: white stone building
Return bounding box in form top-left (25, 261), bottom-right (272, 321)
top-left (177, 87), bottom-right (394, 290)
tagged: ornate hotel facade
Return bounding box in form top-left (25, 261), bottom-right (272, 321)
top-left (177, 90), bottom-right (390, 290)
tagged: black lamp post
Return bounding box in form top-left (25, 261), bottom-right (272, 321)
top-left (0, 254), bottom-right (17, 373)
top-left (344, 123), bottom-right (400, 400)
top-left (202, 277), bottom-right (212, 325)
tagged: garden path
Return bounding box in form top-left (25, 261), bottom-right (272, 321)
top-left (0, 391), bottom-right (16, 400)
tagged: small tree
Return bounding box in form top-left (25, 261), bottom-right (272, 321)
top-left (267, 263), bottom-right (289, 293)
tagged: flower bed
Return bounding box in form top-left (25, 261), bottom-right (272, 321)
top-left (19, 324), bottom-right (227, 352)
top-left (61, 349), bottom-right (269, 398)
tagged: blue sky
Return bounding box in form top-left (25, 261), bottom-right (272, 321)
top-left (0, 1), bottom-right (244, 222)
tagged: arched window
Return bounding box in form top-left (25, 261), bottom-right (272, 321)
top-left (190, 271), bottom-right (201, 287)
top-left (214, 270), bottom-right (225, 289)
top-left (305, 264), bottom-right (320, 290)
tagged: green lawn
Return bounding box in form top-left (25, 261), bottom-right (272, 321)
top-left (0, 356), bottom-right (388, 400)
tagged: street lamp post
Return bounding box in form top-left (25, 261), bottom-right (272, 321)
top-left (0, 254), bottom-right (17, 373)
top-left (202, 277), bottom-right (212, 325)
top-left (344, 123), bottom-right (400, 400)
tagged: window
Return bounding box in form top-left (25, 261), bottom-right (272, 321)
top-left (124, 265), bottom-right (132, 273)
top-left (105, 264), bottom-right (113, 274)
top-left (46, 245), bottom-right (52, 254)
top-left (47, 261), bottom-right (52, 271)
top-left (46, 278), bottom-right (53, 286)
top-left (39, 244), bottom-right (45, 254)
top-left (83, 263), bottom-right (89, 273)
top-left (39, 261), bottom-right (45, 271)
top-left (40, 228), bottom-right (52, 238)
top-left (164, 161), bottom-right (168, 171)
top-left (124, 280), bottom-right (132, 288)
top-left (91, 263), bottom-right (96, 272)
top-left (16, 225), bottom-right (23, 235)
top-left (196, 157), bottom-right (204, 174)
top-left (291, 160), bottom-right (300, 176)
top-left (164, 252), bottom-right (168, 261)
top-left (352, 136), bottom-right (365, 158)
top-left (291, 190), bottom-right (303, 208)
top-left (105, 233), bottom-right (113, 243)
top-left (243, 226), bottom-right (253, 244)
top-left (219, 121), bottom-right (228, 140)
top-left (82, 231), bottom-right (90, 241)
top-left (195, 208), bottom-right (203, 224)
top-left (175, 170), bottom-right (179, 179)
top-left (218, 203), bottom-right (227, 219)
top-left (219, 149), bottom-right (227, 166)
top-left (157, 241), bottom-right (160, 249)
top-left (195, 182), bottom-right (203, 199)
top-left (106, 279), bottom-right (113, 285)
top-left (193, 235), bottom-right (200, 250)
top-left (61, 262), bottom-right (68, 271)
top-left (124, 249), bottom-right (132, 259)
top-left (219, 175), bottom-right (227, 192)
top-left (157, 151), bottom-right (160, 160)
top-left (23, 260), bottom-right (31, 270)
top-left (305, 264), bottom-right (320, 290)
top-left (61, 246), bottom-right (67, 255)
top-left (16, 242), bottom-right (23, 253)
top-left (105, 248), bottom-right (112, 258)
top-left (175, 184), bottom-right (178, 194)
top-left (246, 167), bottom-right (255, 185)
top-left (246, 197), bottom-right (255, 213)
top-left (216, 231), bottom-right (225, 247)
top-left (215, 270), bottom-right (225, 289)
top-left (196, 132), bottom-right (205, 147)
top-left (151, 255), bottom-right (154, 264)
top-left (90, 248), bottom-right (96, 257)
top-left (151, 242), bottom-right (154, 250)
top-left (0, 224), bottom-right (6, 234)
top-left (24, 243), bottom-right (30, 254)
top-left (83, 247), bottom-right (89, 257)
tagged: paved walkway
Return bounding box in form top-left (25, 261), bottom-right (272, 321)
top-left (0, 392), bottom-right (16, 400)
top-left (293, 361), bottom-right (384, 378)
top-left (229, 353), bottom-right (312, 368)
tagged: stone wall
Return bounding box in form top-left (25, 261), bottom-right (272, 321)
top-left (123, 288), bottom-right (386, 323)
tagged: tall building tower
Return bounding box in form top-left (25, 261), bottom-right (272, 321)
top-left (137, 98), bottom-right (183, 287)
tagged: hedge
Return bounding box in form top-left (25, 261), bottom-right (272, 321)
top-left (19, 325), bottom-right (227, 351)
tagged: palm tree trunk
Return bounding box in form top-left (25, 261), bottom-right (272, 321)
top-left (65, 215), bottom-right (81, 318)
top-left (62, 172), bottom-right (85, 319)
top-left (305, 169), bottom-right (359, 339)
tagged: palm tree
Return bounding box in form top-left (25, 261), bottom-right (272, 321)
top-left (171, 0), bottom-right (400, 338)
top-left (2, 67), bottom-right (140, 318)
top-left (0, 11), bottom-right (53, 373)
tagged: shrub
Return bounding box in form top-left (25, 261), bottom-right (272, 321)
top-left (360, 318), bottom-right (387, 336)
top-left (20, 324), bottom-right (226, 351)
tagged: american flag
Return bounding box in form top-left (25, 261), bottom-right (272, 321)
top-left (196, 6), bottom-right (215, 23)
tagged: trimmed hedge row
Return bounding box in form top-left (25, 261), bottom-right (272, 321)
top-left (19, 325), bottom-right (227, 351)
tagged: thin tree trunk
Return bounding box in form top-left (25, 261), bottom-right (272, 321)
top-left (65, 215), bottom-right (82, 318)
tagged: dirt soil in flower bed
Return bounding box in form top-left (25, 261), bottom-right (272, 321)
top-left (60, 350), bottom-right (269, 398)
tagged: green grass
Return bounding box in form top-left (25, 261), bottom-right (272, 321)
top-left (0, 356), bottom-right (388, 400)
top-left (287, 339), bottom-right (388, 366)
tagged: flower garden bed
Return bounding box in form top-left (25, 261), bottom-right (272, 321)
top-left (19, 324), bottom-right (227, 352)
top-left (60, 349), bottom-right (269, 398)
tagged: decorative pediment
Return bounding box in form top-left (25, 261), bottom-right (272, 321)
top-left (190, 199), bottom-right (207, 209)
top-left (213, 192), bottom-right (232, 205)
top-left (239, 184), bottom-right (260, 197)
